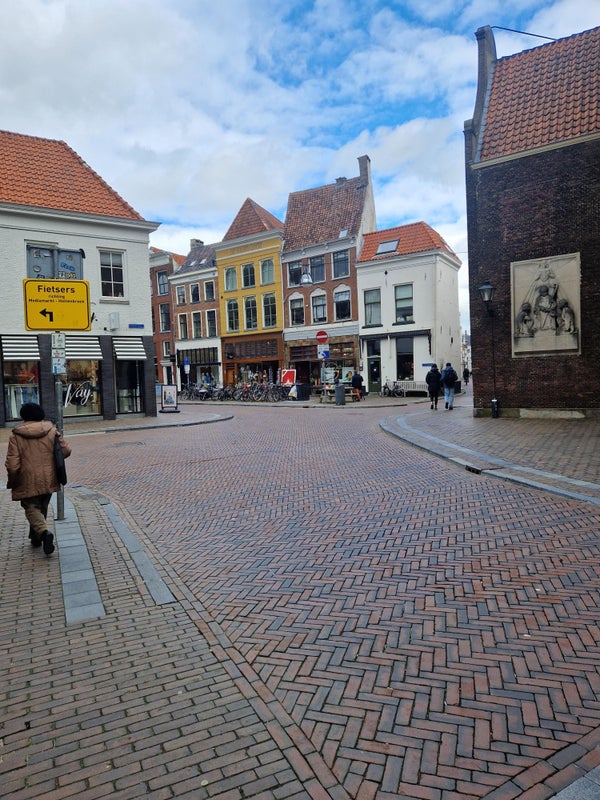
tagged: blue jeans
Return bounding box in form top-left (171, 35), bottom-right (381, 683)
top-left (444, 386), bottom-right (455, 408)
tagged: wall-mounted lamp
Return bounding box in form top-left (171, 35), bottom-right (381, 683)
top-left (300, 267), bottom-right (313, 286)
top-left (477, 281), bottom-right (498, 416)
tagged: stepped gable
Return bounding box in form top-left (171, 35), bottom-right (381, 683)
top-left (0, 129), bottom-right (143, 219)
top-left (358, 222), bottom-right (460, 262)
top-left (479, 26), bottom-right (600, 162)
top-left (284, 175), bottom-right (367, 251)
top-left (223, 198), bottom-right (284, 241)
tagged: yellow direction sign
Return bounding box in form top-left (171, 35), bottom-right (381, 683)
top-left (23, 279), bottom-right (91, 331)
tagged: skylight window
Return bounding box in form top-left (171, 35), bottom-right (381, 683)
top-left (376, 240), bottom-right (398, 255)
top-left (339, 228), bottom-right (348, 238)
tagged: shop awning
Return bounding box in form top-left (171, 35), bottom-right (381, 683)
top-left (113, 337), bottom-right (147, 360)
top-left (1, 335), bottom-right (41, 360)
top-left (65, 336), bottom-right (103, 359)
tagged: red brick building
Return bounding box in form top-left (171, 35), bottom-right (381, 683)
top-left (465, 25), bottom-right (600, 417)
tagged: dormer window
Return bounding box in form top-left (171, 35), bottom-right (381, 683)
top-left (376, 240), bottom-right (398, 255)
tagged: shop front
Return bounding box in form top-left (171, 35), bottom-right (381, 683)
top-left (176, 346), bottom-right (221, 389)
top-left (287, 338), bottom-right (358, 392)
top-left (222, 335), bottom-right (282, 386)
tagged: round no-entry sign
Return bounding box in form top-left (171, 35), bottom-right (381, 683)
top-left (316, 330), bottom-right (328, 343)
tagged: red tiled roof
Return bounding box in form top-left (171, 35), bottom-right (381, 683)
top-left (479, 26), bottom-right (600, 162)
top-left (150, 247), bottom-right (186, 265)
top-left (0, 129), bottom-right (144, 219)
top-left (284, 176), bottom-right (368, 251)
top-left (223, 198), bottom-right (283, 241)
top-left (358, 222), bottom-right (460, 262)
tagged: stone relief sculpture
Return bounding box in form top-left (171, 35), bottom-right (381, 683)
top-left (511, 254), bottom-right (580, 356)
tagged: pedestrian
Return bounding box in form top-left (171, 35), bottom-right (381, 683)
top-left (5, 402), bottom-right (71, 556)
top-left (462, 367), bottom-right (470, 386)
top-left (425, 364), bottom-right (442, 409)
top-left (440, 362), bottom-right (458, 410)
top-left (351, 369), bottom-right (364, 401)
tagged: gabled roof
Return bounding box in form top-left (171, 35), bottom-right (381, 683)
top-left (357, 222), bottom-right (460, 263)
top-left (150, 247), bottom-right (186, 267)
top-left (175, 242), bottom-right (218, 275)
top-left (479, 26), bottom-right (600, 162)
top-left (222, 198), bottom-right (284, 241)
top-left (284, 175), bottom-right (368, 251)
top-left (0, 129), bottom-right (144, 220)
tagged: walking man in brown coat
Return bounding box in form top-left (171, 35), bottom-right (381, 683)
top-left (5, 403), bottom-right (71, 556)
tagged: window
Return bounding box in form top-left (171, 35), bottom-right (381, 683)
top-left (395, 284), bottom-right (414, 324)
top-left (310, 255), bottom-right (325, 283)
top-left (162, 340), bottom-right (171, 357)
top-left (159, 303), bottom-right (170, 332)
top-left (156, 270), bottom-right (168, 295)
top-left (244, 296), bottom-right (258, 329)
top-left (190, 283), bottom-right (200, 303)
top-left (178, 314), bottom-right (188, 339)
top-left (176, 285), bottom-right (186, 305)
top-left (192, 311), bottom-right (202, 338)
top-left (225, 267), bottom-right (237, 291)
top-left (204, 281), bottom-right (215, 301)
top-left (334, 289), bottom-right (351, 320)
top-left (263, 293), bottom-right (277, 327)
top-left (242, 263), bottom-right (255, 288)
top-left (290, 298), bottom-right (304, 325)
top-left (333, 250), bottom-right (349, 278)
top-left (261, 258), bottom-right (274, 285)
top-left (100, 250), bottom-right (124, 297)
top-left (288, 261), bottom-right (302, 287)
top-left (206, 309), bottom-right (217, 337)
top-left (312, 294), bottom-right (326, 324)
top-left (227, 299), bottom-right (239, 331)
top-left (376, 240), bottom-right (399, 255)
top-left (364, 289), bottom-right (381, 326)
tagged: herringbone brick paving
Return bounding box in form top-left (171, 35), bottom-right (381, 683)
top-left (1, 400), bottom-right (599, 799)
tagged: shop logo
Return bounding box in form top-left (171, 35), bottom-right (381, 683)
top-left (64, 380), bottom-right (93, 407)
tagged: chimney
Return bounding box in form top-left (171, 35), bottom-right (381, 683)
top-left (190, 238), bottom-right (204, 248)
top-left (358, 155), bottom-right (371, 184)
top-left (335, 177), bottom-right (347, 186)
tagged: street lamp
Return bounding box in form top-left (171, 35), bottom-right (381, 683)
top-left (300, 266), bottom-right (313, 285)
top-left (477, 282), bottom-right (498, 418)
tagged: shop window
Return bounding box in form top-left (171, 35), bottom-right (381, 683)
top-left (100, 250), bottom-right (124, 297)
top-left (4, 361), bottom-right (40, 420)
top-left (62, 360), bottom-right (102, 417)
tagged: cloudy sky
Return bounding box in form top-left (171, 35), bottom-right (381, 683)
top-left (2, 0), bottom-right (599, 329)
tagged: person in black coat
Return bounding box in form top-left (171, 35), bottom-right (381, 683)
top-left (425, 364), bottom-right (442, 410)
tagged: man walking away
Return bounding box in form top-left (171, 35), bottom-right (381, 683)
top-left (440, 363), bottom-right (458, 410)
top-left (5, 403), bottom-right (72, 556)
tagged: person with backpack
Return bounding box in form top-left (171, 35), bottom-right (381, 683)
top-left (425, 364), bottom-right (442, 410)
top-left (440, 362), bottom-right (458, 410)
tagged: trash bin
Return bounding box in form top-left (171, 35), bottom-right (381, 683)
top-left (335, 384), bottom-right (346, 405)
top-left (296, 383), bottom-right (311, 401)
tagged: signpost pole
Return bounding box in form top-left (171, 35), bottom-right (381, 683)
top-left (55, 374), bottom-right (64, 521)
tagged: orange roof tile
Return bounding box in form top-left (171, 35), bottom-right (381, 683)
top-left (479, 26), bottom-right (600, 162)
top-left (223, 198), bottom-right (283, 241)
top-left (358, 222), bottom-right (459, 262)
top-left (0, 129), bottom-right (143, 220)
top-left (284, 176), bottom-right (368, 251)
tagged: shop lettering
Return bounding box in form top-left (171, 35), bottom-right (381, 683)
top-left (64, 381), bottom-right (92, 407)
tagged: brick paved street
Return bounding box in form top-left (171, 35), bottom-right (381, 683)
top-left (1, 401), bottom-right (600, 799)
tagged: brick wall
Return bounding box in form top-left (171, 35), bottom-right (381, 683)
top-left (467, 139), bottom-right (600, 414)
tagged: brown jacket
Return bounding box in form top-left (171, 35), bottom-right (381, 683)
top-left (5, 420), bottom-right (72, 500)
